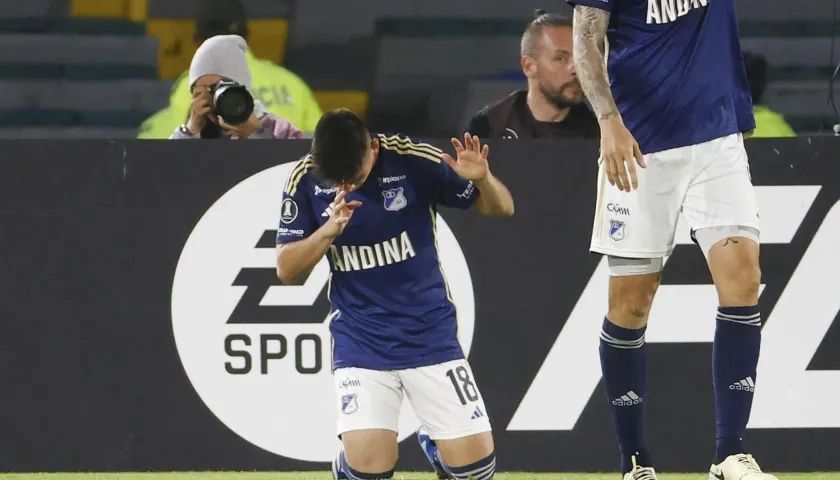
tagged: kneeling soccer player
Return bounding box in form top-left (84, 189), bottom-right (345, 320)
top-left (275, 109), bottom-right (514, 480)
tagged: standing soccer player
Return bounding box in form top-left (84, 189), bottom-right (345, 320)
top-left (275, 109), bottom-right (513, 480)
top-left (566, 1), bottom-right (775, 479)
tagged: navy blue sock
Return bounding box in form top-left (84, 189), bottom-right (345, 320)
top-left (714, 305), bottom-right (762, 463)
top-left (600, 317), bottom-right (652, 474)
top-left (339, 450), bottom-right (394, 480)
top-left (444, 452), bottom-right (496, 480)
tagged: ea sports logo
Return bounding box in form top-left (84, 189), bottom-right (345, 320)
top-left (171, 161), bottom-right (476, 462)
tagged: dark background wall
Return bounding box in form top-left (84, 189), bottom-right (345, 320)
top-left (0, 138), bottom-right (838, 473)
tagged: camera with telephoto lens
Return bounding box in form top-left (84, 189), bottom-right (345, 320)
top-left (209, 80), bottom-right (254, 125)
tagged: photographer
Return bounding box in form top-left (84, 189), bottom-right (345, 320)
top-left (170, 35), bottom-right (303, 140)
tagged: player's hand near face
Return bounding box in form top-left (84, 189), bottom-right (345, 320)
top-left (443, 134), bottom-right (515, 216)
top-left (442, 133), bottom-right (490, 181)
top-left (324, 186), bottom-right (362, 238)
top-left (600, 116), bottom-right (646, 192)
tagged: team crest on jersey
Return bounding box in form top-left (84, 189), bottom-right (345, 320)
top-left (341, 394), bottom-right (358, 414)
top-left (609, 220), bottom-right (626, 241)
top-left (382, 187), bottom-right (408, 211)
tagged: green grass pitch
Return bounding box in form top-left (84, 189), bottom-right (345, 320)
top-left (1, 473), bottom-right (838, 480)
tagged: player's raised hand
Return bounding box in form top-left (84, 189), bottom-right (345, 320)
top-left (600, 117), bottom-right (646, 192)
top-left (442, 133), bottom-right (490, 181)
top-left (324, 187), bottom-right (362, 238)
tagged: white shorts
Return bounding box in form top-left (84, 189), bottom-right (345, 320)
top-left (591, 133), bottom-right (761, 258)
top-left (334, 359), bottom-right (492, 440)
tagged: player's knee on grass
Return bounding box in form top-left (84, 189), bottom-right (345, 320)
top-left (342, 429), bottom-right (398, 474)
top-left (606, 257), bottom-right (662, 329)
top-left (435, 431), bottom-right (494, 468)
top-left (697, 227), bottom-right (761, 306)
top-left (436, 432), bottom-right (496, 480)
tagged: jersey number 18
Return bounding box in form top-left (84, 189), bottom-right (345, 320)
top-left (446, 366), bottom-right (479, 405)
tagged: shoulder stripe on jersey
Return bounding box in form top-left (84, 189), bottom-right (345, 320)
top-left (284, 155), bottom-right (314, 196)
top-left (379, 134), bottom-right (443, 156)
top-left (378, 134), bottom-right (442, 163)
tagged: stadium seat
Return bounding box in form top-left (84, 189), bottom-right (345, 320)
top-left (736, 0), bottom-right (835, 21)
top-left (246, 19), bottom-right (289, 65)
top-left (0, 0), bottom-right (57, 33)
top-left (0, 64), bottom-right (63, 79)
top-left (313, 91), bottom-right (370, 120)
top-left (0, 33), bottom-right (158, 65)
top-left (0, 81), bottom-right (42, 126)
top-left (63, 64), bottom-right (158, 80)
top-left (53, 18), bottom-right (147, 35)
top-left (375, 36), bottom-right (520, 91)
top-left (740, 37), bottom-right (837, 68)
top-left (70, 0), bottom-right (131, 18)
top-left (147, 0), bottom-right (293, 19)
top-left (0, 34), bottom-right (160, 79)
top-left (0, 82), bottom-right (75, 127)
top-left (145, 19), bottom-right (197, 80)
top-left (0, 0), bottom-right (62, 19)
top-left (38, 80), bottom-right (171, 112)
top-left (290, 0), bottom-right (571, 46)
top-left (0, 63), bottom-right (157, 81)
top-left (764, 81), bottom-right (840, 121)
top-left (0, 80), bottom-right (170, 127)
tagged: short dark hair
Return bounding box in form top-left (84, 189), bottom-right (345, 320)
top-left (742, 50), bottom-right (768, 105)
top-left (312, 109), bottom-right (370, 184)
top-left (521, 9), bottom-right (573, 57)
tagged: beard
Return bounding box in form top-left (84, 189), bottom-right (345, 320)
top-left (540, 80), bottom-right (584, 110)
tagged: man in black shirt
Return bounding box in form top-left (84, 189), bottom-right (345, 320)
top-left (465, 10), bottom-right (599, 139)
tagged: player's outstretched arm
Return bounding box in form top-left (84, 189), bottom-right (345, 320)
top-left (276, 189), bottom-right (361, 284)
top-left (572, 6), bottom-right (618, 121)
top-left (441, 134), bottom-right (514, 216)
top-left (472, 173), bottom-right (515, 216)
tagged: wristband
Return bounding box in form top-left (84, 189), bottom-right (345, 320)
top-left (179, 124), bottom-right (196, 136)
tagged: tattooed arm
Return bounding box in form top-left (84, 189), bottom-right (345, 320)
top-left (572, 4), bottom-right (645, 192)
top-left (572, 6), bottom-right (619, 121)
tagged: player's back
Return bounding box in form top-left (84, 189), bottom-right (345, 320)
top-left (279, 134), bottom-right (477, 372)
top-left (571, 0), bottom-right (755, 153)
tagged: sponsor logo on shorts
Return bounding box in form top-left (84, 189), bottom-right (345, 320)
top-left (171, 161), bottom-right (476, 462)
top-left (338, 378), bottom-right (361, 389)
top-left (607, 203), bottom-right (630, 215)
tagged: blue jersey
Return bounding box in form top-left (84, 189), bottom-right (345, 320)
top-left (566, 0), bottom-right (755, 154)
top-left (275, 134), bottom-right (480, 371)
